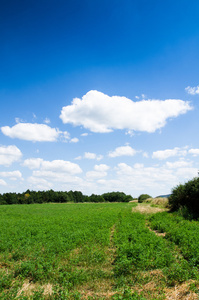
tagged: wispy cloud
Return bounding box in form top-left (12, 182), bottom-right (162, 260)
top-left (185, 85), bottom-right (199, 95)
top-left (0, 179), bottom-right (7, 186)
top-left (70, 137), bottom-right (79, 143)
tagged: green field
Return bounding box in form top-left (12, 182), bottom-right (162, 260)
top-left (0, 202), bottom-right (199, 299)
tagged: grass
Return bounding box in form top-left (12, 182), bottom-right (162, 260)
top-left (0, 202), bottom-right (199, 299)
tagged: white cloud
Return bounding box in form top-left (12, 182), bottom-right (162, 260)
top-left (15, 117), bottom-right (25, 123)
top-left (23, 158), bottom-right (43, 169)
top-left (125, 130), bottom-right (134, 137)
top-left (175, 167), bottom-right (198, 179)
top-left (0, 145), bottom-right (22, 166)
top-left (109, 145), bottom-right (137, 157)
top-left (134, 163), bottom-right (144, 169)
top-left (1, 123), bottom-right (59, 142)
top-left (44, 118), bottom-right (51, 124)
top-left (70, 137), bottom-right (79, 143)
top-left (185, 85), bottom-right (199, 95)
top-left (41, 160), bottom-right (82, 174)
top-left (143, 152), bottom-right (149, 158)
top-left (23, 158), bottom-right (82, 191)
top-left (115, 162), bottom-right (198, 196)
top-left (85, 164), bottom-right (109, 181)
top-left (75, 156), bottom-right (82, 160)
top-left (25, 158), bottom-right (83, 190)
top-left (189, 149), bottom-right (199, 156)
top-left (27, 176), bottom-right (53, 190)
top-left (0, 170), bottom-right (22, 179)
top-left (94, 164), bottom-right (110, 172)
top-left (32, 170), bottom-right (82, 182)
top-left (165, 160), bottom-right (192, 169)
top-left (81, 133), bottom-right (88, 137)
top-left (84, 152), bottom-right (103, 160)
top-left (60, 90), bottom-right (192, 133)
top-left (152, 147), bottom-right (187, 160)
top-left (24, 158), bottom-right (82, 174)
top-left (0, 179), bottom-right (7, 186)
top-left (86, 170), bottom-right (107, 180)
top-left (1, 123), bottom-right (70, 142)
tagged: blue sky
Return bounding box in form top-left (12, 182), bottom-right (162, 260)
top-left (1, 0), bottom-right (199, 197)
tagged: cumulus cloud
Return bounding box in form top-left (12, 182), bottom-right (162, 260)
top-left (1, 123), bottom-right (70, 142)
top-left (84, 152), bottom-right (103, 160)
top-left (185, 85), bottom-right (199, 95)
top-left (23, 158), bottom-right (43, 169)
top-left (134, 163), bottom-right (144, 169)
top-left (24, 158), bottom-right (82, 174)
top-left (0, 145), bottom-right (22, 166)
top-left (75, 152), bottom-right (103, 160)
top-left (86, 170), bottom-right (107, 180)
top-left (27, 176), bottom-right (53, 190)
top-left (24, 158), bottom-right (83, 190)
top-left (42, 160), bottom-right (82, 174)
top-left (60, 90), bottom-right (192, 133)
top-left (94, 164), bottom-right (110, 172)
top-left (109, 145), bottom-right (137, 157)
top-left (165, 160), bottom-right (192, 169)
top-left (32, 170), bottom-right (82, 182)
top-left (0, 171), bottom-right (22, 180)
top-left (189, 149), bottom-right (199, 156)
top-left (115, 162), bottom-right (198, 196)
top-left (86, 164), bottom-right (109, 180)
top-left (152, 147), bottom-right (187, 160)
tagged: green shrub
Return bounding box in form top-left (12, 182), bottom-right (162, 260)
top-left (138, 194), bottom-right (151, 203)
top-left (169, 177), bottom-right (199, 217)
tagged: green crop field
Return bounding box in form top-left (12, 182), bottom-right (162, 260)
top-left (0, 202), bottom-right (199, 299)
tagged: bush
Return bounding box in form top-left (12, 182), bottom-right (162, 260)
top-left (138, 194), bottom-right (152, 203)
top-left (169, 177), bottom-right (199, 217)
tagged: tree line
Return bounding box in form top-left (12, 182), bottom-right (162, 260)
top-left (0, 190), bottom-right (134, 205)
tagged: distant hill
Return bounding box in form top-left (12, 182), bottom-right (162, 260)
top-left (156, 194), bottom-right (171, 198)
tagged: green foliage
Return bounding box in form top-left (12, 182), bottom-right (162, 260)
top-left (169, 177), bottom-right (199, 217)
top-left (0, 202), bottom-right (134, 298)
top-left (113, 211), bottom-right (174, 276)
top-left (1, 202), bottom-right (199, 298)
top-left (112, 289), bottom-right (147, 299)
top-left (138, 194), bottom-right (151, 203)
top-left (102, 192), bottom-right (133, 203)
top-left (0, 190), bottom-right (133, 205)
top-left (149, 212), bottom-right (199, 268)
